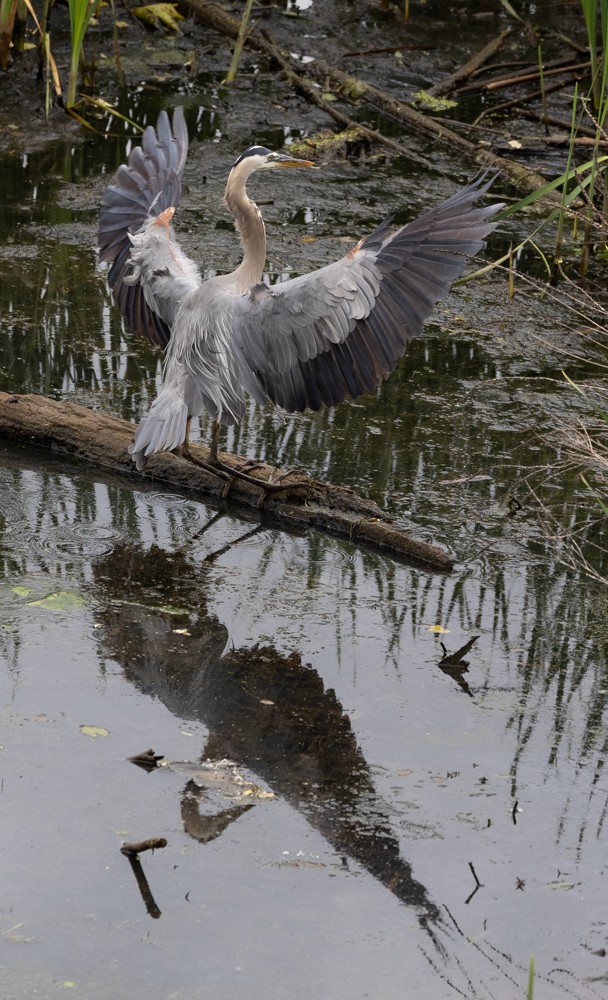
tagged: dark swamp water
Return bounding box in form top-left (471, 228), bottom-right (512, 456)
top-left (2, 1), bottom-right (608, 997)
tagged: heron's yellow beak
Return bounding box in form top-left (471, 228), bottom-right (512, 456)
top-left (273, 154), bottom-right (315, 168)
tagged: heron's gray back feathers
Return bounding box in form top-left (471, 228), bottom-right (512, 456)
top-left (230, 174), bottom-right (502, 412)
top-left (98, 107), bottom-right (193, 348)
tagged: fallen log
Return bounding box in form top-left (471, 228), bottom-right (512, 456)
top-left (0, 392), bottom-right (455, 572)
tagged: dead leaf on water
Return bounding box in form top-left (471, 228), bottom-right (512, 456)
top-left (427, 625), bottom-right (450, 634)
top-left (79, 725), bottom-right (109, 738)
top-left (12, 586), bottom-right (32, 597)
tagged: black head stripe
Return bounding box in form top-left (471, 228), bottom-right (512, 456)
top-left (232, 145), bottom-right (272, 167)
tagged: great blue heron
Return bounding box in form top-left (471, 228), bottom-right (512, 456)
top-left (99, 108), bottom-right (502, 488)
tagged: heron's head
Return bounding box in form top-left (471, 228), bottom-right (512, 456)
top-left (230, 146), bottom-right (315, 182)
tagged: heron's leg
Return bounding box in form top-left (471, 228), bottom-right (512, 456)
top-left (181, 416), bottom-right (235, 496)
top-left (209, 420), bottom-right (221, 464)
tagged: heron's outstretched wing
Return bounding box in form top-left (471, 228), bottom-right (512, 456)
top-left (230, 175), bottom-right (503, 411)
top-left (98, 107), bottom-right (201, 348)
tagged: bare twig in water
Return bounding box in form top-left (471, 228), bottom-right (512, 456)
top-left (460, 57), bottom-right (592, 94)
top-left (465, 862), bottom-right (483, 904)
top-left (343, 44), bottom-right (433, 57)
top-left (120, 837), bottom-right (168, 857)
top-left (123, 855), bottom-right (162, 919)
top-left (469, 861), bottom-right (483, 886)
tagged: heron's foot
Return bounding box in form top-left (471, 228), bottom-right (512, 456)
top-left (181, 445), bottom-right (236, 497)
top-left (233, 458), bottom-right (266, 476)
top-left (212, 456), bottom-right (312, 504)
top-left (182, 442), bottom-right (311, 503)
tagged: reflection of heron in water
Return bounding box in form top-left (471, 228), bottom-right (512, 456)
top-left (93, 541), bottom-right (443, 936)
top-left (99, 108), bottom-right (501, 487)
top-left (93, 540), bottom-right (555, 995)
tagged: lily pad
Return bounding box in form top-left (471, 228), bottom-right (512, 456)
top-left (27, 591), bottom-right (85, 612)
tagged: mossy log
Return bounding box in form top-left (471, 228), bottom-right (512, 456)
top-left (0, 392), bottom-right (454, 571)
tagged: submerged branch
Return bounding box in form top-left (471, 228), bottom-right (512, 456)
top-left (0, 392), bottom-right (455, 571)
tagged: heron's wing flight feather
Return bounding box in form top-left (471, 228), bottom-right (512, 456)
top-left (98, 107), bottom-right (201, 348)
top-left (231, 175), bottom-right (503, 411)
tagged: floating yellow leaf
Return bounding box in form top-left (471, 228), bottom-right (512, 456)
top-left (28, 591), bottom-right (85, 612)
top-left (427, 624), bottom-right (450, 634)
top-left (79, 725), bottom-right (109, 738)
top-left (133, 3), bottom-right (184, 30)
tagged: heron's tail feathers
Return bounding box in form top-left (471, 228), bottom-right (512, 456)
top-left (129, 378), bottom-right (189, 471)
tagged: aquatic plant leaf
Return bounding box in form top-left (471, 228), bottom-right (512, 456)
top-left (28, 590), bottom-right (85, 611)
top-left (79, 725), bottom-right (109, 738)
top-left (412, 90), bottom-right (458, 112)
top-left (133, 3), bottom-right (183, 31)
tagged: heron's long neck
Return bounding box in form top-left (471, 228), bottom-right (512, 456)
top-left (225, 177), bottom-right (266, 292)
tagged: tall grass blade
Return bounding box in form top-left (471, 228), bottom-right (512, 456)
top-left (66, 0), bottom-right (98, 108)
top-left (0, 0), bottom-right (18, 69)
top-left (224, 0), bottom-right (254, 83)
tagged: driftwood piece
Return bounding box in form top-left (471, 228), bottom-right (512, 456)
top-left (0, 393), bottom-right (454, 571)
top-left (427, 29), bottom-right (512, 97)
top-left (183, 1), bottom-right (552, 195)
